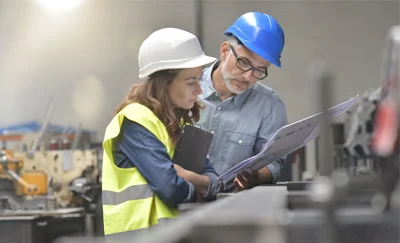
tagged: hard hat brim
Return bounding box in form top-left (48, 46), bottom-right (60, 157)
top-left (139, 54), bottom-right (216, 79)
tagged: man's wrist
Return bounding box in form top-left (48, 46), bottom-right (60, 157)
top-left (258, 167), bottom-right (273, 184)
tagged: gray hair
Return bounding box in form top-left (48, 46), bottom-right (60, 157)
top-left (227, 36), bottom-right (240, 48)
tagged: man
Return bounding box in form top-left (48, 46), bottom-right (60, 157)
top-left (196, 12), bottom-right (288, 192)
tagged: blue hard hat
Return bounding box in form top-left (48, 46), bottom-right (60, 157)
top-left (224, 12), bottom-right (285, 68)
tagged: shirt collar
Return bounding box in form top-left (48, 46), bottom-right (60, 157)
top-left (200, 60), bottom-right (255, 109)
top-left (200, 60), bottom-right (220, 100)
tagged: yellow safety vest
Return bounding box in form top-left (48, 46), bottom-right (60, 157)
top-left (101, 102), bottom-right (179, 236)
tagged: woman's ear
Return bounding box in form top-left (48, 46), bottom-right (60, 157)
top-left (220, 41), bottom-right (230, 61)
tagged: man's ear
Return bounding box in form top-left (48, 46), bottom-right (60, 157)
top-left (220, 41), bottom-right (230, 61)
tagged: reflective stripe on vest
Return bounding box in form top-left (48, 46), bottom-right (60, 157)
top-left (102, 184), bottom-right (153, 205)
top-left (102, 103), bottom-right (178, 236)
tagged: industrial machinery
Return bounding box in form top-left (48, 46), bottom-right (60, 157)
top-left (0, 119), bottom-right (102, 243)
top-left (0, 148), bottom-right (100, 210)
top-left (330, 87), bottom-right (382, 175)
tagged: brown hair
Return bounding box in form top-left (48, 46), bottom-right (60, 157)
top-left (114, 69), bottom-right (203, 146)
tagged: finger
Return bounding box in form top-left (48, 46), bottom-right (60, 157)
top-left (240, 170), bottom-right (252, 178)
top-left (240, 170), bottom-right (258, 187)
top-left (236, 174), bottom-right (249, 189)
top-left (236, 173), bottom-right (246, 183)
top-left (234, 178), bottom-right (244, 191)
top-left (238, 171), bottom-right (250, 183)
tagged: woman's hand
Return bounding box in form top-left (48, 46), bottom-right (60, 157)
top-left (173, 164), bottom-right (193, 180)
top-left (174, 164), bottom-right (209, 195)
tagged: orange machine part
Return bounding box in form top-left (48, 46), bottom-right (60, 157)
top-left (2, 149), bottom-right (23, 170)
top-left (19, 172), bottom-right (48, 195)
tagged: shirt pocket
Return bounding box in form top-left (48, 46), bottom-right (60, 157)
top-left (221, 131), bottom-right (256, 169)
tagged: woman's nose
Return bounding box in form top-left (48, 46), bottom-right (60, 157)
top-left (194, 82), bottom-right (202, 95)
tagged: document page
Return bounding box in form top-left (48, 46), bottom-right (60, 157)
top-left (217, 95), bottom-right (359, 181)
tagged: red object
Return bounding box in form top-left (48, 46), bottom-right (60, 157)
top-left (48, 138), bottom-right (59, 150)
top-left (61, 138), bottom-right (71, 150)
top-left (371, 98), bottom-right (398, 156)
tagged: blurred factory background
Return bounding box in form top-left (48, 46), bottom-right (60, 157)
top-left (0, 0), bottom-right (399, 243)
top-left (1, 0), bottom-right (398, 137)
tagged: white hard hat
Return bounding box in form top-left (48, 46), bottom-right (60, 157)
top-left (138, 28), bottom-right (216, 78)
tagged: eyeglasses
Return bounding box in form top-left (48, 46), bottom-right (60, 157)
top-left (228, 43), bottom-right (268, 80)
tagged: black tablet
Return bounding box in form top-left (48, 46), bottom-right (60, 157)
top-left (172, 125), bottom-right (213, 173)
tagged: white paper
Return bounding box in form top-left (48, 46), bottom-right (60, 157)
top-left (217, 95), bottom-right (359, 181)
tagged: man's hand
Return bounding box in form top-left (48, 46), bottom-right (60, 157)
top-left (234, 169), bottom-right (259, 191)
top-left (234, 167), bottom-right (273, 191)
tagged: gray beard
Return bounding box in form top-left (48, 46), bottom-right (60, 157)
top-left (221, 60), bottom-right (246, 95)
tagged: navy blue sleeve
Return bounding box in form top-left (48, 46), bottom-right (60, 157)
top-left (201, 158), bottom-right (218, 175)
top-left (201, 158), bottom-right (224, 200)
top-left (112, 118), bottom-right (197, 208)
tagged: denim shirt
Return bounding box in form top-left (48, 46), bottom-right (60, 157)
top-left (196, 60), bottom-right (288, 190)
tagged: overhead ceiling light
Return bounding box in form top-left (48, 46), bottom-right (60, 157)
top-left (35, 0), bottom-right (84, 11)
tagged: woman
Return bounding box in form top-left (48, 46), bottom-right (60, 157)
top-left (101, 28), bottom-right (222, 237)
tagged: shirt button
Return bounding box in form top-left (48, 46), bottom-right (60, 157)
top-left (217, 107), bottom-right (221, 111)
top-left (206, 155), bottom-right (210, 159)
top-left (238, 140), bottom-right (243, 144)
top-left (211, 131), bottom-right (214, 134)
